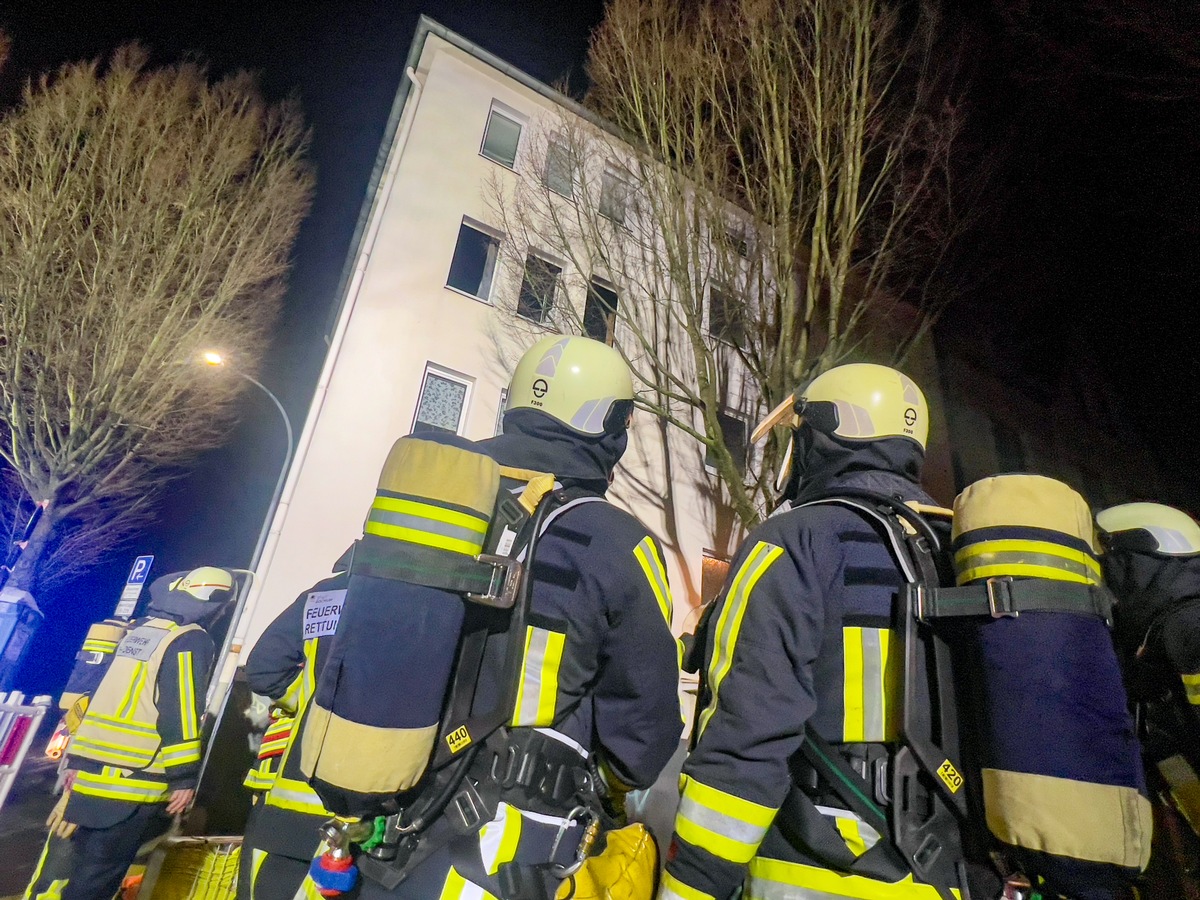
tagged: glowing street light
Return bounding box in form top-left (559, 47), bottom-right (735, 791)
top-left (197, 350), bottom-right (294, 702)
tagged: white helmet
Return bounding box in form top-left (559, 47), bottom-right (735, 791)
top-left (506, 335), bottom-right (635, 436)
top-left (171, 566), bottom-right (234, 601)
top-left (1097, 502), bottom-right (1200, 557)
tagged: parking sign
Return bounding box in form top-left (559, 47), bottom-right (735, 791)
top-left (114, 555), bottom-right (154, 618)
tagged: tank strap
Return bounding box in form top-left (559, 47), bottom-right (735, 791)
top-left (915, 579), bottom-right (1114, 624)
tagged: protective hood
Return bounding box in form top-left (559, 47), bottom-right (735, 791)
top-left (478, 408), bottom-right (628, 495)
top-left (784, 427), bottom-right (926, 505)
top-left (1103, 549), bottom-right (1200, 657)
top-left (146, 569), bottom-right (232, 632)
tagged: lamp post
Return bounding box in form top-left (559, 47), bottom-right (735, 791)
top-left (199, 350), bottom-right (294, 704)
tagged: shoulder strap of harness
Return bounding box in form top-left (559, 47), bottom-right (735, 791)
top-left (786, 490), bottom-right (969, 900)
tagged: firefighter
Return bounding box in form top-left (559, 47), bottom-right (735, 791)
top-left (1098, 502), bottom-right (1200, 887)
top-left (236, 558), bottom-right (348, 900)
top-left (51, 566), bottom-right (233, 900)
top-left (313, 335), bottom-right (682, 899)
top-left (660, 364), bottom-right (954, 900)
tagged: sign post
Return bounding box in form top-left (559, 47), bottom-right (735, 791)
top-left (114, 555), bottom-right (154, 619)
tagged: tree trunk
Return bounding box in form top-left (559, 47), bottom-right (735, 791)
top-left (5, 507), bottom-right (56, 594)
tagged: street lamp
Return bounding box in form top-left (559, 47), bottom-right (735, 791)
top-left (198, 350), bottom-right (294, 700)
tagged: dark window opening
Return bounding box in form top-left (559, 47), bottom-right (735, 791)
top-left (706, 410), bottom-right (748, 475)
top-left (708, 284), bottom-right (747, 347)
top-left (516, 255), bottom-right (561, 323)
top-left (447, 222), bottom-right (500, 301)
top-left (583, 281), bottom-right (619, 345)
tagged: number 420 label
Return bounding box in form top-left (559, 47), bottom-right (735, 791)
top-left (938, 759), bottom-right (964, 794)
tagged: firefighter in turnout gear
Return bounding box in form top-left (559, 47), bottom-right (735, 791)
top-left (661, 364), bottom-right (958, 900)
top-left (1098, 502), bottom-right (1200, 885)
top-left (305, 335), bottom-right (682, 900)
top-left (52, 566), bottom-right (233, 900)
top-left (237, 558), bottom-right (348, 900)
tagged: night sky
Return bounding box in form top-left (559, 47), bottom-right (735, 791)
top-left (1, 0), bottom-right (1196, 691)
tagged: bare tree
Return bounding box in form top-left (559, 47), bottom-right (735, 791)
top-left (490, 0), bottom-right (969, 529)
top-left (0, 46), bottom-right (313, 593)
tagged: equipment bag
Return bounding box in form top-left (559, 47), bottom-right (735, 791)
top-left (925, 474), bottom-right (1152, 897)
top-left (300, 434), bottom-right (558, 818)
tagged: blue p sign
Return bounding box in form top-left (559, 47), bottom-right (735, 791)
top-left (127, 555), bottom-right (154, 585)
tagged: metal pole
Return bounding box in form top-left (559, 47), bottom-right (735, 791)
top-left (206, 371), bottom-right (293, 707)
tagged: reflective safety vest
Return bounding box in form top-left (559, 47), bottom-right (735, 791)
top-left (262, 638), bottom-right (330, 819)
top-left (69, 617), bottom-right (202, 776)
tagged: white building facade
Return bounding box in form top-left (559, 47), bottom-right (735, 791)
top-left (234, 19), bottom-right (773, 668)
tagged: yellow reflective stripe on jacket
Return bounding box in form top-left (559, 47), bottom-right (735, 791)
top-left (156, 740), bottom-right (201, 768)
top-left (264, 774), bottom-right (330, 817)
top-left (842, 627), bottom-right (900, 743)
top-left (115, 662), bottom-right (148, 719)
top-left (659, 871), bottom-right (717, 900)
top-left (74, 713), bottom-right (159, 738)
top-left (511, 626), bottom-right (566, 727)
top-left (81, 639), bottom-right (118, 653)
top-left (243, 758), bottom-right (278, 792)
top-left (178, 651), bottom-right (198, 741)
top-left (633, 536), bottom-right (673, 628)
top-left (438, 865), bottom-right (499, 900)
top-left (746, 856), bottom-right (958, 899)
top-left (479, 802), bottom-right (523, 876)
top-left (954, 538), bottom-right (1100, 586)
top-left (1182, 673), bottom-right (1200, 705)
top-left (365, 495), bottom-right (489, 556)
top-left (698, 542), bottom-right (784, 737)
top-left (73, 767), bottom-right (169, 804)
top-left (675, 775), bottom-right (776, 864)
top-left (67, 735), bottom-right (150, 768)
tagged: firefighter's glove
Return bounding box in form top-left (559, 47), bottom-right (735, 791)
top-left (596, 758), bottom-right (632, 828)
top-left (46, 790), bottom-right (77, 839)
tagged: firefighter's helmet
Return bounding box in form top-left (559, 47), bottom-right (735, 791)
top-left (171, 566), bottom-right (235, 601)
top-left (506, 335), bottom-right (635, 436)
top-left (1097, 502), bottom-right (1200, 557)
top-left (752, 363), bottom-right (928, 447)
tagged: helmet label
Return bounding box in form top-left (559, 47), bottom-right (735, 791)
top-left (531, 378), bottom-right (549, 399)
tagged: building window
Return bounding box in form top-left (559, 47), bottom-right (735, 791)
top-left (599, 169), bottom-right (629, 224)
top-left (544, 138), bottom-right (574, 198)
top-left (480, 105), bottom-right (522, 168)
top-left (446, 219), bottom-right (501, 302)
top-left (413, 366), bottom-right (472, 435)
top-left (583, 281), bottom-right (619, 345)
top-left (516, 255), bottom-right (561, 323)
top-left (992, 420), bottom-right (1026, 473)
top-left (705, 410), bottom-right (748, 475)
top-left (708, 283), bottom-right (747, 347)
top-left (494, 388), bottom-right (509, 436)
top-left (701, 552), bottom-right (732, 607)
top-left (723, 224), bottom-right (750, 258)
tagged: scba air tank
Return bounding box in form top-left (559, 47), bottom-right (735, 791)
top-left (301, 435), bottom-right (501, 818)
top-left (951, 474), bottom-right (1151, 900)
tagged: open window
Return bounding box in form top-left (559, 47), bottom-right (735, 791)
top-left (708, 283), bottom-right (747, 348)
top-left (583, 280), bottom-right (619, 345)
top-left (516, 254), bottom-right (562, 323)
top-left (446, 218), bottom-right (502, 302)
top-left (705, 410), bottom-right (748, 476)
